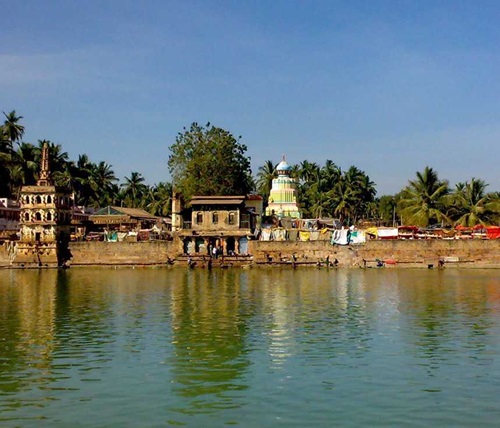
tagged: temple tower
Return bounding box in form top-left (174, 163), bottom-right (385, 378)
top-left (265, 156), bottom-right (301, 218)
top-left (13, 143), bottom-right (72, 267)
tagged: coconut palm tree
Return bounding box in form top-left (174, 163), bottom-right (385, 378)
top-left (0, 111), bottom-right (25, 197)
top-left (0, 140), bottom-right (12, 196)
top-left (121, 171), bottom-right (147, 208)
top-left (398, 166), bottom-right (450, 227)
top-left (451, 178), bottom-right (500, 226)
top-left (256, 160), bottom-right (277, 202)
top-left (91, 161), bottom-right (118, 207)
top-left (322, 160), bottom-right (341, 189)
top-left (352, 171), bottom-right (377, 222)
top-left (2, 110), bottom-right (25, 147)
top-left (302, 164), bottom-right (328, 217)
top-left (7, 142), bottom-right (39, 197)
top-left (331, 178), bottom-right (357, 224)
top-left (146, 182), bottom-right (173, 217)
top-left (298, 160), bottom-right (320, 184)
top-left (69, 154), bottom-right (94, 206)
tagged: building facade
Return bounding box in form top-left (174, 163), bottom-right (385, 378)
top-left (176, 195), bottom-right (263, 256)
top-left (13, 143), bottom-right (72, 267)
top-left (265, 156), bottom-right (301, 218)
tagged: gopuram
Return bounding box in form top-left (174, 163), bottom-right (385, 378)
top-left (265, 156), bottom-right (301, 218)
top-left (13, 143), bottom-right (72, 267)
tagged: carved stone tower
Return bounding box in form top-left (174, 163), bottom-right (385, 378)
top-left (13, 143), bottom-right (72, 267)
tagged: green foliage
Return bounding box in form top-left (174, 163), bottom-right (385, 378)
top-left (286, 160), bottom-right (376, 224)
top-left (144, 182), bottom-right (173, 217)
top-left (256, 160), bottom-right (277, 206)
top-left (398, 166), bottom-right (450, 227)
top-left (449, 178), bottom-right (500, 226)
top-left (121, 172), bottom-right (147, 208)
top-left (4, 108), bottom-right (500, 227)
top-left (168, 122), bottom-right (254, 200)
top-left (377, 195), bottom-right (398, 225)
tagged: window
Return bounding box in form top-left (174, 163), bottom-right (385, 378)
top-left (35, 212), bottom-right (42, 221)
top-left (212, 212), bottom-right (218, 224)
top-left (47, 196), bottom-right (52, 204)
top-left (35, 195), bottom-right (42, 204)
top-left (46, 212), bottom-right (52, 221)
top-left (228, 212), bottom-right (236, 225)
top-left (196, 212), bottom-right (203, 224)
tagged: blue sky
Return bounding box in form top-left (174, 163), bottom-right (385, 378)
top-left (2, 0), bottom-right (500, 195)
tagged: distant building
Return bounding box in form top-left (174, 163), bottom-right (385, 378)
top-left (89, 206), bottom-right (158, 230)
top-left (0, 198), bottom-right (20, 235)
top-left (175, 195), bottom-right (263, 255)
top-left (14, 143), bottom-right (72, 267)
top-left (265, 156), bottom-right (301, 218)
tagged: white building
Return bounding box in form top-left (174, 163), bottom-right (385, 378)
top-left (265, 156), bottom-right (301, 218)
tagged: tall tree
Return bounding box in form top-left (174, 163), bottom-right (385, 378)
top-left (9, 142), bottom-right (38, 197)
top-left (256, 160), bottom-right (277, 207)
top-left (168, 122), bottom-right (253, 200)
top-left (450, 178), bottom-right (500, 226)
top-left (121, 171), bottom-right (147, 208)
top-left (398, 166), bottom-right (450, 227)
top-left (1, 111), bottom-right (25, 197)
top-left (91, 161), bottom-right (118, 207)
top-left (145, 182), bottom-right (173, 217)
top-left (2, 110), bottom-right (25, 148)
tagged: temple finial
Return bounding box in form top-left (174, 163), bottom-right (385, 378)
top-left (37, 142), bottom-right (53, 186)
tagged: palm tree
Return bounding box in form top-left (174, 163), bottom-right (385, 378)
top-left (303, 164), bottom-right (327, 217)
top-left (256, 160), bottom-right (277, 201)
top-left (0, 137), bottom-right (13, 196)
top-left (398, 166), bottom-right (450, 227)
top-left (299, 160), bottom-right (320, 184)
top-left (2, 110), bottom-right (25, 147)
top-left (91, 161), bottom-right (118, 207)
top-left (351, 171), bottom-right (376, 222)
top-left (0, 111), bottom-right (24, 197)
top-left (146, 182), bottom-right (173, 216)
top-left (331, 179), bottom-right (352, 223)
top-left (322, 160), bottom-right (341, 189)
top-left (70, 154), bottom-right (94, 206)
top-left (8, 142), bottom-right (39, 197)
top-left (451, 178), bottom-right (500, 226)
top-left (121, 171), bottom-right (147, 208)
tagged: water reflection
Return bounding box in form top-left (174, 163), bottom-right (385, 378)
top-left (0, 270), bottom-right (59, 398)
top-left (0, 268), bottom-right (500, 426)
top-left (396, 270), bottom-right (498, 373)
top-left (168, 269), bottom-right (250, 416)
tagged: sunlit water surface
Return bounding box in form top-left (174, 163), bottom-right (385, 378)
top-left (1, 268), bottom-right (500, 427)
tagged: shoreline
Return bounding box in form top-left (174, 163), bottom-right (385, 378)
top-left (2, 239), bottom-right (500, 269)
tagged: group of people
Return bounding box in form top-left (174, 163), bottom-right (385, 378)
top-left (208, 244), bottom-right (237, 259)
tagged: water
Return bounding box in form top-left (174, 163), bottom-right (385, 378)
top-left (1, 267), bottom-right (500, 427)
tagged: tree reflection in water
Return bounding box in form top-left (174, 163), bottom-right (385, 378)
top-left (168, 269), bottom-right (250, 415)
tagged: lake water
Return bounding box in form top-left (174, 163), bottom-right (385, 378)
top-left (1, 267), bottom-right (500, 427)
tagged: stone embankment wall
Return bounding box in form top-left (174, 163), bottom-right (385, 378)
top-left (68, 241), bottom-right (179, 266)
top-left (250, 239), bottom-right (500, 267)
top-left (1, 239), bottom-right (500, 268)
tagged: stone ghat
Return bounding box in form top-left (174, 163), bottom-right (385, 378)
top-left (250, 239), bottom-right (500, 268)
top-left (1, 239), bottom-right (500, 268)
